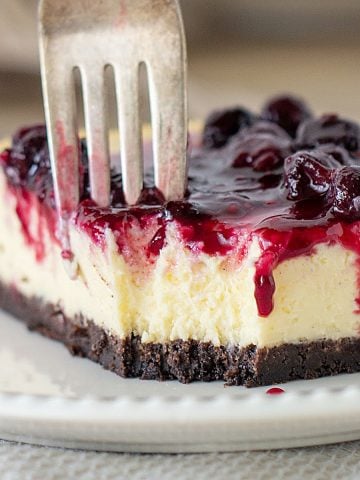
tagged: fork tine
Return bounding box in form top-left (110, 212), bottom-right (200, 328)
top-left (80, 66), bottom-right (110, 207)
top-left (114, 64), bottom-right (143, 206)
top-left (40, 62), bottom-right (80, 221)
top-left (146, 2), bottom-right (188, 201)
top-left (40, 64), bottom-right (80, 277)
top-left (148, 63), bottom-right (187, 201)
top-left (40, 0), bottom-right (188, 211)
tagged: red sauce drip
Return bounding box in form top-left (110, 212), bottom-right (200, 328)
top-left (9, 186), bottom-right (57, 262)
top-left (147, 226), bottom-right (167, 257)
top-left (254, 269), bottom-right (276, 317)
top-left (266, 387), bottom-right (285, 395)
top-left (253, 222), bottom-right (360, 316)
top-left (254, 226), bottom-right (331, 316)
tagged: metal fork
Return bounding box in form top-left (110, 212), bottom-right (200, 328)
top-left (38, 0), bottom-right (187, 274)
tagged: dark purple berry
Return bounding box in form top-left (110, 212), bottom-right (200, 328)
top-left (231, 133), bottom-right (291, 172)
top-left (261, 95), bottom-right (312, 137)
top-left (296, 114), bottom-right (360, 151)
top-left (12, 125), bottom-right (48, 160)
top-left (284, 152), bottom-right (332, 201)
top-left (202, 107), bottom-right (255, 149)
top-left (331, 166), bottom-right (360, 220)
top-left (3, 125), bottom-right (52, 201)
top-left (165, 201), bottom-right (202, 221)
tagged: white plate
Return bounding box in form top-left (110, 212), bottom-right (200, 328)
top-left (1, 309), bottom-right (360, 453)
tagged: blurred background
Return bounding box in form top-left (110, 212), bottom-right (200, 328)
top-left (2, 0), bottom-right (360, 136)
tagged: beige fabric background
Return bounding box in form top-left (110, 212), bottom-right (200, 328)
top-left (1, 439), bottom-right (360, 480)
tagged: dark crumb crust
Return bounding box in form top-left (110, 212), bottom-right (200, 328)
top-left (1, 281), bottom-right (360, 387)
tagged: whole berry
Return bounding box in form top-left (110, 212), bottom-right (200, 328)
top-left (284, 152), bottom-right (332, 201)
top-left (202, 107), bottom-right (255, 149)
top-left (231, 133), bottom-right (292, 172)
top-left (261, 95), bottom-right (312, 137)
top-left (5, 125), bottom-right (50, 189)
top-left (331, 166), bottom-right (360, 220)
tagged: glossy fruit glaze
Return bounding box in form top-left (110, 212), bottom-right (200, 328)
top-left (2, 95), bottom-right (360, 317)
top-left (266, 387), bottom-right (285, 395)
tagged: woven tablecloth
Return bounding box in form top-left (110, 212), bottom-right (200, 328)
top-left (1, 440), bottom-right (360, 480)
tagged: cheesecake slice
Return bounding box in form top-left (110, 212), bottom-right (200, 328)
top-left (1, 95), bottom-right (360, 387)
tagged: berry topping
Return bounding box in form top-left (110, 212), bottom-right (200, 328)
top-left (5, 125), bottom-right (49, 185)
top-left (296, 114), bottom-right (360, 151)
top-left (231, 133), bottom-right (292, 171)
top-left (261, 95), bottom-right (312, 137)
top-left (0, 125), bottom-right (55, 204)
top-left (284, 152), bottom-right (332, 201)
top-left (202, 107), bottom-right (255, 149)
top-left (331, 166), bottom-right (360, 220)
top-left (12, 125), bottom-right (48, 156)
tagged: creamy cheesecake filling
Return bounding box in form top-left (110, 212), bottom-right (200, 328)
top-left (1, 166), bottom-right (360, 348)
top-left (0, 171), bottom-right (117, 330)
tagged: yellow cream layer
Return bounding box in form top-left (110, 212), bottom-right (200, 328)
top-left (0, 168), bottom-right (359, 348)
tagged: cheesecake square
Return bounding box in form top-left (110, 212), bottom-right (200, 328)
top-left (1, 95), bottom-right (360, 386)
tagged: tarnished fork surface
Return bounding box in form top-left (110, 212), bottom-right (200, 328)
top-left (38, 0), bottom-right (187, 270)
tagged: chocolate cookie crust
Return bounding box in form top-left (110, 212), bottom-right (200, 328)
top-left (1, 281), bottom-right (360, 387)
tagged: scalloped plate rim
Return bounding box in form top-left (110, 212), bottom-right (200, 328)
top-left (1, 310), bottom-right (360, 451)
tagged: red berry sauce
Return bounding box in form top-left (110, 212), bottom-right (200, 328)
top-left (266, 387), bottom-right (285, 395)
top-left (2, 95), bottom-right (360, 317)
